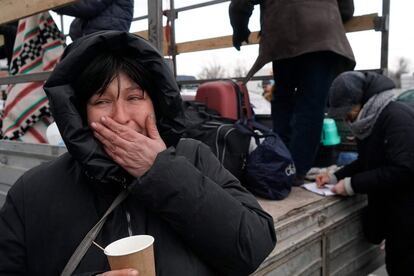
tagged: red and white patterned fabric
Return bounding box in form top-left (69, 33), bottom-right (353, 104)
top-left (1, 12), bottom-right (64, 143)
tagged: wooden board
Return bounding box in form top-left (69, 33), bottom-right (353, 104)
top-left (132, 13), bottom-right (378, 56)
top-left (344, 13), bottom-right (377, 33)
top-left (258, 187), bottom-right (327, 221)
top-left (0, 0), bottom-right (78, 25)
top-left (134, 27), bottom-right (169, 55)
top-left (174, 13), bottom-right (379, 55)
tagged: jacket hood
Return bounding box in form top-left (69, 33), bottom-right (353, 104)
top-left (44, 31), bottom-right (185, 184)
top-left (361, 72), bottom-right (396, 105)
top-left (328, 71), bottom-right (396, 119)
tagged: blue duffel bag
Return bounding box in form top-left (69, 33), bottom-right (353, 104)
top-left (236, 120), bottom-right (295, 200)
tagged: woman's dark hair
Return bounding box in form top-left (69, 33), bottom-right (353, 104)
top-left (74, 49), bottom-right (154, 119)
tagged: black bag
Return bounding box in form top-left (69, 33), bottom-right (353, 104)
top-left (236, 120), bottom-right (295, 200)
top-left (183, 101), bottom-right (251, 181)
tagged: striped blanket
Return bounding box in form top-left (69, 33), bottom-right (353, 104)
top-left (1, 12), bottom-right (64, 143)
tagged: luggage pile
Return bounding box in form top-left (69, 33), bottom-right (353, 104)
top-left (183, 80), bottom-right (295, 200)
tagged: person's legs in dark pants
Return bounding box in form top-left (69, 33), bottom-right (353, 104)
top-left (271, 60), bottom-right (296, 146)
top-left (272, 52), bottom-right (340, 179)
top-left (290, 52), bottom-right (338, 176)
top-left (385, 243), bottom-right (414, 275)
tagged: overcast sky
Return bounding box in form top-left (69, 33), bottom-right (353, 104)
top-left (54, 0), bottom-right (414, 77)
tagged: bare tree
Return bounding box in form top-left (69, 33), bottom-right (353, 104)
top-left (232, 60), bottom-right (249, 78)
top-left (389, 57), bottom-right (411, 88)
top-left (198, 62), bottom-right (227, 79)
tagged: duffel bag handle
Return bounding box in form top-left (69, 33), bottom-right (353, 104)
top-left (235, 119), bottom-right (275, 137)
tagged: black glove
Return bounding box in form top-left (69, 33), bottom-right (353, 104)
top-left (232, 25), bottom-right (250, 51)
top-left (337, 0), bottom-right (354, 22)
top-left (230, 13), bottom-right (251, 51)
top-left (229, 0), bottom-right (254, 51)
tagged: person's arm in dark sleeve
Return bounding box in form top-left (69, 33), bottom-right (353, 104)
top-left (334, 158), bottom-right (363, 180)
top-left (0, 180), bottom-right (27, 275)
top-left (133, 139), bottom-right (276, 275)
top-left (337, 0), bottom-right (354, 22)
top-left (53, 0), bottom-right (113, 19)
top-left (349, 113), bottom-right (414, 194)
top-left (229, 0), bottom-right (257, 50)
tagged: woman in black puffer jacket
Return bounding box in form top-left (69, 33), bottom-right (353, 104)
top-left (0, 31), bottom-right (276, 276)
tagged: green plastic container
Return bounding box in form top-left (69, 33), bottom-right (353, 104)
top-left (321, 118), bottom-right (341, 146)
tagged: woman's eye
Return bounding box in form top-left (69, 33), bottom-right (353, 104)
top-left (128, 95), bottom-right (144, 101)
top-left (94, 99), bottom-right (111, 105)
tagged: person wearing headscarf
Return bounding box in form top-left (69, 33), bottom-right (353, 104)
top-left (0, 31), bottom-right (276, 275)
top-left (317, 71), bottom-right (414, 275)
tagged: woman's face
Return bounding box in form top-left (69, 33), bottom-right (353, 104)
top-left (345, 104), bottom-right (362, 123)
top-left (86, 72), bottom-right (155, 137)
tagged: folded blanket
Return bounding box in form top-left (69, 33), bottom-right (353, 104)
top-left (1, 12), bottom-right (64, 143)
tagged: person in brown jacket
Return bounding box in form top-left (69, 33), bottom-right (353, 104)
top-left (230, 0), bottom-right (356, 185)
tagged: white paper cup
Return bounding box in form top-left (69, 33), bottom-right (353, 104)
top-left (104, 235), bottom-right (155, 276)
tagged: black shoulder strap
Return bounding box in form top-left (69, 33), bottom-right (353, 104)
top-left (228, 80), bottom-right (243, 120)
top-left (60, 188), bottom-right (130, 276)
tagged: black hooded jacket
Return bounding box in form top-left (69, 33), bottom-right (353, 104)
top-left (334, 73), bottom-right (414, 253)
top-left (0, 32), bottom-right (276, 276)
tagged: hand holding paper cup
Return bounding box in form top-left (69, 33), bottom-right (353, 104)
top-left (104, 235), bottom-right (155, 276)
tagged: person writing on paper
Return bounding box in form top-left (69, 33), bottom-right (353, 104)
top-left (316, 71), bottom-right (414, 275)
top-left (0, 31), bottom-right (276, 275)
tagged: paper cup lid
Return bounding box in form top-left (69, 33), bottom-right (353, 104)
top-left (104, 235), bottom-right (154, 256)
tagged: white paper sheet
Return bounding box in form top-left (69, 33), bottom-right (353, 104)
top-left (301, 182), bottom-right (335, 196)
